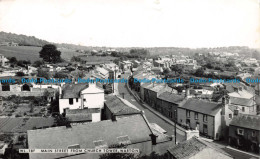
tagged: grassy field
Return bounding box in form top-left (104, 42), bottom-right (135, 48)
top-left (79, 55), bottom-right (117, 62)
top-left (0, 46), bottom-right (84, 62)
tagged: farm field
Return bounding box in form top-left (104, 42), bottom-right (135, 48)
top-left (0, 46), bottom-right (84, 62)
top-left (79, 55), bottom-right (117, 63)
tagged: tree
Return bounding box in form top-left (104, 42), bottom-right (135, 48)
top-left (12, 95), bottom-right (21, 107)
top-left (54, 72), bottom-right (68, 78)
top-left (171, 65), bottom-right (183, 74)
top-left (33, 60), bottom-right (43, 67)
top-left (16, 71), bottom-right (25, 76)
top-left (39, 44), bottom-right (62, 63)
top-left (71, 56), bottom-right (81, 62)
top-left (37, 69), bottom-right (50, 79)
top-left (8, 57), bottom-right (17, 64)
top-left (194, 67), bottom-right (205, 77)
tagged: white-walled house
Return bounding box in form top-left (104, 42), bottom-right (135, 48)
top-left (59, 83), bottom-right (104, 122)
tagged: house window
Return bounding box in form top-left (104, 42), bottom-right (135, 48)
top-left (252, 131), bottom-right (256, 137)
top-left (237, 128), bottom-right (244, 135)
top-left (76, 98), bottom-right (78, 102)
top-left (174, 110), bottom-right (177, 119)
top-left (229, 114), bottom-right (232, 119)
top-left (203, 115), bottom-right (207, 122)
top-left (203, 124), bottom-right (208, 135)
top-left (69, 98), bottom-right (73, 105)
top-left (186, 110), bottom-right (190, 118)
top-left (169, 111), bottom-right (173, 118)
top-left (195, 112), bottom-right (198, 120)
top-left (242, 107), bottom-right (245, 112)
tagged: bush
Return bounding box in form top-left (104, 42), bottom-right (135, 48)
top-left (15, 114), bottom-right (22, 117)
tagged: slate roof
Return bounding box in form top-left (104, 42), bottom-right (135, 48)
top-left (168, 137), bottom-right (207, 159)
top-left (229, 97), bottom-right (254, 107)
top-left (228, 90), bottom-right (254, 99)
top-left (224, 83), bottom-right (255, 94)
top-left (167, 137), bottom-right (232, 159)
top-left (61, 83), bottom-right (88, 99)
top-left (229, 114), bottom-right (260, 131)
top-left (27, 114), bottom-right (153, 159)
top-left (66, 108), bottom-right (100, 122)
top-left (157, 92), bottom-right (185, 104)
top-left (105, 96), bottom-right (141, 116)
top-left (179, 99), bottom-right (222, 116)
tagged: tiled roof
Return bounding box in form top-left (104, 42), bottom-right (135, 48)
top-left (230, 114), bottom-right (260, 131)
top-left (105, 96), bottom-right (141, 116)
top-left (168, 137), bottom-right (207, 159)
top-left (157, 92), bottom-right (185, 104)
top-left (27, 114), bottom-right (153, 159)
top-left (179, 99), bottom-right (222, 116)
top-left (61, 83), bottom-right (88, 98)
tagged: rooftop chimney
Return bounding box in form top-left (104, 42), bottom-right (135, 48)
top-left (185, 88), bottom-right (190, 98)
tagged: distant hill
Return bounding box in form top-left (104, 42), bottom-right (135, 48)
top-left (0, 31), bottom-right (49, 47)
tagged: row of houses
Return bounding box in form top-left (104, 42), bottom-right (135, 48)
top-left (130, 75), bottom-right (260, 153)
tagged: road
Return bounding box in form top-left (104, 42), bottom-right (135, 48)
top-left (117, 73), bottom-right (176, 136)
top-left (116, 73), bottom-right (259, 159)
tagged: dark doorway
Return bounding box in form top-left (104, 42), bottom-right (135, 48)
top-left (22, 84), bottom-right (30, 91)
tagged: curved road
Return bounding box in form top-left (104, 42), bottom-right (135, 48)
top-left (117, 73), bottom-right (176, 136)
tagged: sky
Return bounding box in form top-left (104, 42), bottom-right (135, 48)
top-left (0, 0), bottom-right (259, 48)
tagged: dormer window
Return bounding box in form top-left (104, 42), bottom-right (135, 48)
top-left (93, 140), bottom-right (107, 149)
top-left (117, 135), bottom-right (131, 145)
top-left (68, 144), bottom-right (80, 149)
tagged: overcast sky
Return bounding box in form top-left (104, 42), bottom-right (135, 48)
top-left (0, 0), bottom-right (259, 48)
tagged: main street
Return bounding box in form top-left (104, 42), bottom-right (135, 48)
top-left (117, 73), bottom-right (176, 136)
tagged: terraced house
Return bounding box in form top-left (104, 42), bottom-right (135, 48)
top-left (228, 114), bottom-right (260, 153)
top-left (177, 99), bottom-right (224, 140)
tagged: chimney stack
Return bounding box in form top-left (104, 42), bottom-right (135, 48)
top-left (185, 88), bottom-right (190, 99)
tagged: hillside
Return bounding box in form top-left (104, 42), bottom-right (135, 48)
top-left (0, 46), bottom-right (83, 62)
top-left (0, 32), bottom-right (49, 47)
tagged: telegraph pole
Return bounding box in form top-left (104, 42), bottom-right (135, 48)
top-left (174, 109), bottom-right (177, 144)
